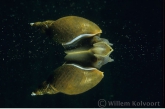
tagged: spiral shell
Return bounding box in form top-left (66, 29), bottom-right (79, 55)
top-left (30, 16), bottom-right (102, 47)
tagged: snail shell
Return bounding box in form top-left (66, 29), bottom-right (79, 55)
top-left (30, 16), bottom-right (102, 48)
top-left (30, 16), bottom-right (114, 96)
top-left (31, 64), bottom-right (103, 96)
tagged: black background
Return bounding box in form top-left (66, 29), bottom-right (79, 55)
top-left (0, 0), bottom-right (164, 108)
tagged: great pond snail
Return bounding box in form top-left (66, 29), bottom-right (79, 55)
top-left (30, 16), bottom-right (114, 96)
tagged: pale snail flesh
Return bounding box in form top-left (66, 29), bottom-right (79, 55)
top-left (30, 16), bottom-right (114, 96)
top-left (64, 38), bottom-right (114, 69)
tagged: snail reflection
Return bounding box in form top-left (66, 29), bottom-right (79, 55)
top-left (30, 16), bottom-right (114, 96)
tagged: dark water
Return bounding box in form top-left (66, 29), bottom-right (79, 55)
top-left (0, 0), bottom-right (163, 108)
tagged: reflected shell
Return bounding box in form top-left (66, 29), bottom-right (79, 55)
top-left (31, 64), bottom-right (104, 96)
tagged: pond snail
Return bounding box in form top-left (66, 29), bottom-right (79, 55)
top-left (30, 16), bottom-right (114, 96)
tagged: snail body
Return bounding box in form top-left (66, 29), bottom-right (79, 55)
top-left (30, 16), bottom-right (114, 96)
top-left (64, 40), bottom-right (114, 69)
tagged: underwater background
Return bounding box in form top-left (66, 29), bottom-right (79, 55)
top-left (0, 0), bottom-right (163, 108)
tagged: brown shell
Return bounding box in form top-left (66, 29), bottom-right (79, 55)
top-left (32, 64), bottom-right (104, 95)
top-left (30, 16), bottom-right (102, 44)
